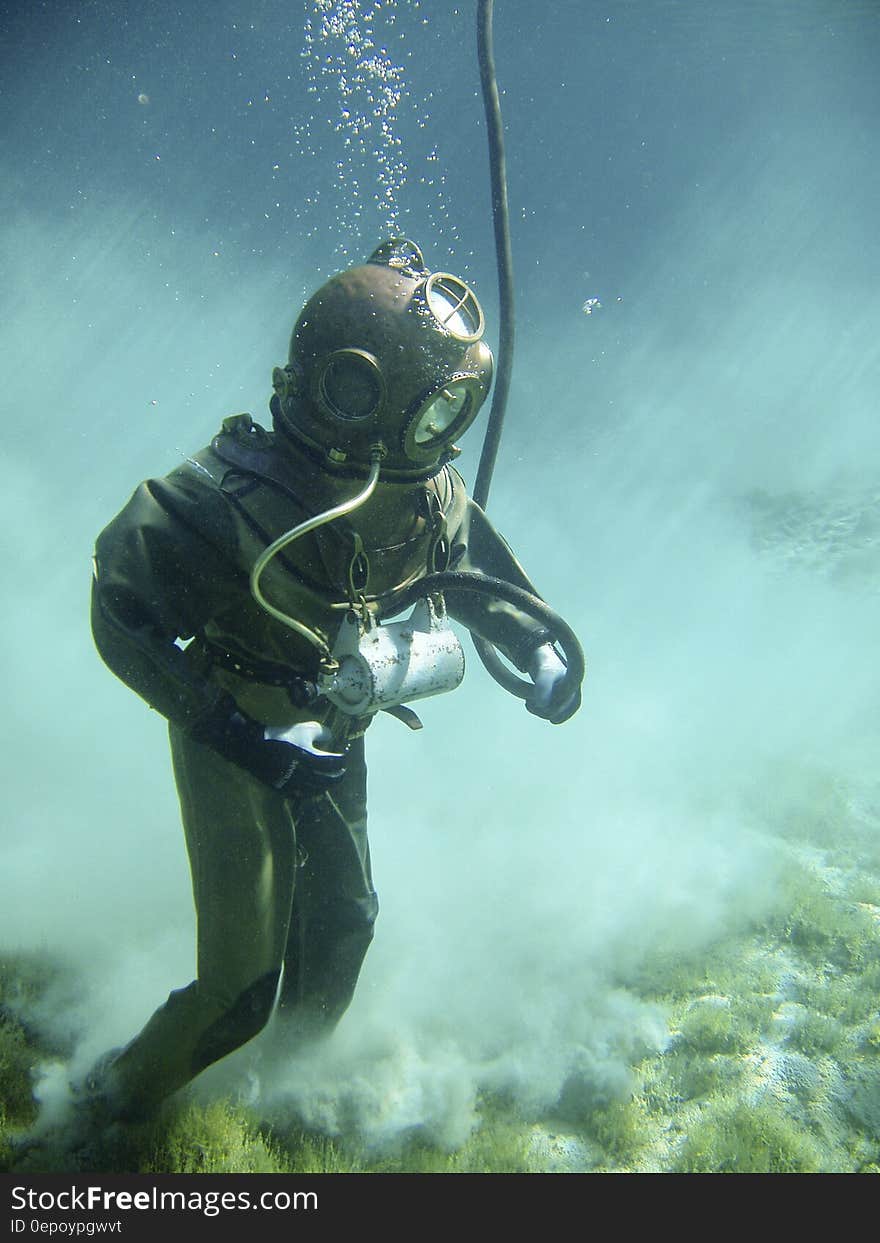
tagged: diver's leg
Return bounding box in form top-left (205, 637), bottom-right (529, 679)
top-left (97, 724), bottom-right (297, 1120)
top-left (276, 734), bottom-right (378, 1039)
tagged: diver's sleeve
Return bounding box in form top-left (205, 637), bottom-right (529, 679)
top-left (443, 484), bottom-right (554, 671)
top-left (91, 463), bottom-right (243, 728)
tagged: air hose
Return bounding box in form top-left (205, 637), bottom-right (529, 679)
top-left (391, 570), bottom-right (585, 711)
top-left (474, 0), bottom-right (514, 511)
top-left (471, 0), bottom-right (584, 701)
top-left (250, 448), bottom-right (384, 664)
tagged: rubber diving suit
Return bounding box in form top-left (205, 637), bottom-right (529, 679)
top-left (88, 240), bottom-right (579, 1121)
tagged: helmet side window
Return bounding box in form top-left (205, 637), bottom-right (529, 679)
top-left (318, 350), bottom-right (385, 423)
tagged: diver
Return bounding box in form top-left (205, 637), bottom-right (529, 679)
top-left (83, 237), bottom-right (581, 1135)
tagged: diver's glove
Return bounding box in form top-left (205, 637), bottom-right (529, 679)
top-left (189, 695), bottom-right (348, 791)
top-left (525, 642), bottom-right (581, 725)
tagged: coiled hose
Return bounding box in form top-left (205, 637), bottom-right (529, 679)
top-left (391, 570), bottom-right (585, 712)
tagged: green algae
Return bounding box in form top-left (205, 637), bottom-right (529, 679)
top-left (3, 764), bottom-right (880, 1174)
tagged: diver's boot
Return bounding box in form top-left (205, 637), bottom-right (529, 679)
top-left (6, 1053), bottom-right (126, 1173)
top-left (60, 1047), bottom-right (136, 1171)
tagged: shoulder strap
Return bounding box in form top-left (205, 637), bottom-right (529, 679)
top-left (212, 416), bottom-right (305, 501)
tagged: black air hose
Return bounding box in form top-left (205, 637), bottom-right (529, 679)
top-left (391, 570), bottom-right (585, 712)
top-left (472, 0), bottom-right (565, 699)
top-left (474, 0), bottom-right (514, 511)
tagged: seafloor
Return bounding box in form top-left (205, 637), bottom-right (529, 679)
top-left (2, 755), bottom-right (879, 1174)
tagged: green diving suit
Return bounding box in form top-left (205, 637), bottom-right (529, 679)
top-left (88, 239), bottom-right (578, 1122)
